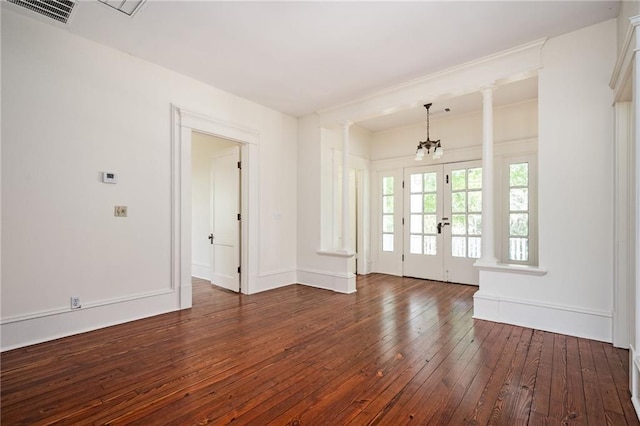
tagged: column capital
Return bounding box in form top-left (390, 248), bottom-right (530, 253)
top-left (480, 84), bottom-right (497, 94)
top-left (339, 120), bottom-right (354, 129)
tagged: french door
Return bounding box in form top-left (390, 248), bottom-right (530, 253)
top-left (403, 160), bottom-right (482, 285)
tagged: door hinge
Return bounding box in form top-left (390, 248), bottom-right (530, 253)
top-left (402, 180), bottom-right (405, 188)
top-left (402, 254), bottom-right (405, 261)
top-left (237, 213), bottom-right (241, 221)
top-left (402, 218), bottom-right (405, 226)
top-left (237, 161), bottom-right (242, 169)
top-left (446, 174), bottom-right (449, 184)
top-left (237, 266), bottom-right (241, 274)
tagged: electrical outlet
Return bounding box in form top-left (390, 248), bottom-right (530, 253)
top-left (114, 206), bottom-right (128, 217)
top-left (70, 297), bottom-right (81, 310)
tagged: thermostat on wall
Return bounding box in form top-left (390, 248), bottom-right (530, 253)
top-left (102, 172), bottom-right (117, 184)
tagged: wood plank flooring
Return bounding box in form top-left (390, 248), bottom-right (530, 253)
top-left (2, 274), bottom-right (638, 425)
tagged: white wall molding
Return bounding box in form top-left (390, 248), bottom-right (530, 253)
top-left (0, 288), bottom-right (175, 325)
top-left (317, 39), bottom-right (545, 125)
top-left (172, 104), bottom-right (260, 299)
top-left (631, 344), bottom-right (640, 417)
top-left (610, 15), bottom-right (640, 100)
top-left (1, 290), bottom-right (178, 351)
top-left (191, 262), bottom-right (210, 280)
top-left (256, 268), bottom-right (298, 293)
top-left (297, 268), bottom-right (357, 294)
top-left (473, 291), bottom-right (613, 342)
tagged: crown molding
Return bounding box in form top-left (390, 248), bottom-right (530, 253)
top-left (316, 38), bottom-right (546, 125)
top-left (610, 15), bottom-right (640, 99)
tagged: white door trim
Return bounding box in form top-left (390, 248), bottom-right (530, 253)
top-left (171, 104), bottom-right (259, 307)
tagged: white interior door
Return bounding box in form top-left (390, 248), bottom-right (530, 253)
top-left (210, 146), bottom-right (240, 292)
top-left (403, 165), bottom-right (444, 280)
top-left (402, 161), bottom-right (482, 285)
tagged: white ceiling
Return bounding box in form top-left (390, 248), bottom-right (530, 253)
top-left (10, 0), bottom-right (619, 129)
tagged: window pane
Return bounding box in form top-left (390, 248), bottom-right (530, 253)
top-left (410, 173), bottom-right (423, 193)
top-left (410, 235), bottom-right (422, 254)
top-left (411, 194), bottom-right (422, 213)
top-left (424, 172), bottom-right (437, 192)
top-left (424, 214), bottom-right (437, 234)
top-left (451, 170), bottom-right (466, 190)
top-left (468, 168), bottom-right (482, 189)
top-left (452, 192), bottom-right (466, 213)
top-left (383, 195), bottom-right (394, 214)
top-left (382, 177), bottom-right (394, 195)
top-left (423, 194), bottom-right (437, 213)
top-left (468, 191), bottom-right (482, 212)
top-left (382, 234), bottom-right (394, 252)
top-left (510, 163), bottom-right (529, 187)
top-left (452, 214), bottom-right (466, 235)
top-left (509, 237), bottom-right (529, 261)
top-left (510, 188), bottom-right (529, 211)
top-left (452, 236), bottom-right (466, 257)
top-left (468, 214), bottom-right (482, 235)
top-left (424, 236), bottom-right (437, 255)
top-left (410, 214), bottom-right (422, 233)
top-left (468, 237), bottom-right (482, 258)
top-left (382, 215), bottom-right (394, 233)
top-left (510, 213), bottom-right (529, 236)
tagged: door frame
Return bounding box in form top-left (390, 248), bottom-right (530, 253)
top-left (172, 104), bottom-right (259, 307)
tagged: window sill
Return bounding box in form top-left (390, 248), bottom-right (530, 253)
top-left (474, 261), bottom-right (547, 276)
top-left (317, 249), bottom-right (356, 258)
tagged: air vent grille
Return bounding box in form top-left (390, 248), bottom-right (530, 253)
top-left (7, 0), bottom-right (75, 23)
top-left (98, 0), bottom-right (146, 17)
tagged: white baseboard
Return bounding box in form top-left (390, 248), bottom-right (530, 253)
top-left (255, 268), bottom-right (297, 293)
top-left (1, 290), bottom-right (180, 351)
top-left (473, 291), bottom-right (612, 342)
top-left (297, 268), bottom-right (357, 294)
top-left (631, 345), bottom-right (640, 421)
top-left (191, 262), bottom-right (210, 280)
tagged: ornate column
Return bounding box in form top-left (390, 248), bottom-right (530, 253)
top-left (478, 85), bottom-right (498, 265)
top-left (340, 121), bottom-right (353, 252)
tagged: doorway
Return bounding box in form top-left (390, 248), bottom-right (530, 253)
top-left (403, 160), bottom-right (482, 285)
top-left (191, 132), bottom-right (241, 293)
top-left (172, 104), bottom-right (259, 308)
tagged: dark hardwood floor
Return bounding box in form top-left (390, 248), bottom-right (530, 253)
top-left (1, 274), bottom-right (637, 425)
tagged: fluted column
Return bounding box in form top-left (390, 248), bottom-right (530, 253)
top-left (478, 85), bottom-right (498, 265)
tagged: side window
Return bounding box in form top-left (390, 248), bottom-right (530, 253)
top-left (507, 162), bottom-right (531, 263)
top-left (381, 176), bottom-right (394, 252)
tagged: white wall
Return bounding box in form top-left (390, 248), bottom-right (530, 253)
top-left (1, 10), bottom-right (297, 350)
top-left (475, 19), bottom-right (617, 342)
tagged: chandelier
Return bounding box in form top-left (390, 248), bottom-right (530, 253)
top-left (415, 103), bottom-right (443, 160)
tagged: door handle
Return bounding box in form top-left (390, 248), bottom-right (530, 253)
top-left (208, 234), bottom-right (214, 244)
top-left (437, 222), bottom-right (450, 234)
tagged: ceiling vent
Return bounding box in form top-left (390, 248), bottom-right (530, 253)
top-left (7, 0), bottom-right (75, 24)
top-left (98, 0), bottom-right (146, 17)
